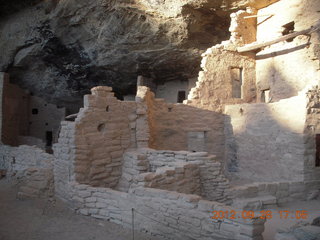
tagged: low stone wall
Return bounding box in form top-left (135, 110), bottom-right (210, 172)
top-left (138, 163), bottom-right (201, 195)
top-left (0, 144), bottom-right (52, 172)
top-left (145, 149), bottom-right (230, 202)
top-left (116, 150), bottom-right (150, 192)
top-left (117, 149), bottom-right (230, 202)
top-left (0, 144), bottom-right (53, 198)
top-left (228, 180), bottom-right (320, 206)
top-left (70, 182), bottom-right (266, 240)
top-left (117, 150), bottom-right (202, 195)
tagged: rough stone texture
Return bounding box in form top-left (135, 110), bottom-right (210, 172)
top-left (53, 121), bottom-right (76, 202)
top-left (0, 0), bottom-right (227, 108)
top-left (275, 222), bottom-right (320, 240)
top-left (67, 182), bottom-right (266, 240)
top-left (304, 86), bottom-right (320, 181)
top-left (119, 150), bottom-right (202, 195)
top-left (144, 149), bottom-right (230, 202)
top-left (0, 0), bottom-right (281, 110)
top-left (72, 87), bottom-right (136, 188)
top-left (227, 180), bottom-right (320, 206)
top-left (117, 149), bottom-right (229, 201)
top-left (255, 0), bottom-right (320, 102)
top-left (225, 93), bottom-right (307, 182)
top-left (0, 144), bottom-right (54, 198)
top-left (143, 89), bottom-right (226, 159)
top-left (186, 7), bottom-right (257, 112)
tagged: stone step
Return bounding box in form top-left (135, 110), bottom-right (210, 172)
top-left (232, 195), bottom-right (277, 210)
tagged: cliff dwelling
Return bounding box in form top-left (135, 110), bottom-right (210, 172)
top-left (0, 0), bottom-right (320, 240)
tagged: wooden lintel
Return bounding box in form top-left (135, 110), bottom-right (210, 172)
top-left (243, 14), bottom-right (274, 19)
top-left (237, 26), bottom-right (318, 53)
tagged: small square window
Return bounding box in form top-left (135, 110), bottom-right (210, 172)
top-left (32, 108), bottom-right (38, 115)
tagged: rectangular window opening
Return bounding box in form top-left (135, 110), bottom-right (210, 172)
top-left (231, 67), bottom-right (243, 99)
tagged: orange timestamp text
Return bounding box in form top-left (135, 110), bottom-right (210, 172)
top-left (211, 210), bottom-right (308, 220)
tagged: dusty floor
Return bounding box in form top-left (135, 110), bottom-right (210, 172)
top-left (0, 179), bottom-right (162, 240)
top-left (263, 199), bottom-right (320, 239)
top-left (1, 178), bottom-right (319, 240)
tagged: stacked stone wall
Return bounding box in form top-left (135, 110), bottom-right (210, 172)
top-left (108, 148), bottom-right (230, 202)
top-left (53, 121), bottom-right (76, 201)
top-left (0, 144), bottom-right (53, 198)
top-left (149, 97), bottom-right (226, 159)
top-left (71, 86), bottom-right (137, 188)
top-left (304, 86), bottom-right (320, 181)
top-left (140, 163), bottom-right (201, 195)
top-left (69, 182), bottom-right (266, 240)
top-left (118, 150), bottom-right (202, 195)
top-left (228, 180), bottom-right (320, 205)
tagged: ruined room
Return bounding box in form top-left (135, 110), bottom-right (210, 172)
top-left (0, 0), bottom-right (320, 239)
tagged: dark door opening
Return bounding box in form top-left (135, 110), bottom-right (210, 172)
top-left (316, 134), bottom-right (320, 167)
top-left (46, 131), bottom-right (53, 147)
top-left (231, 67), bottom-right (243, 98)
top-left (177, 91), bottom-right (186, 103)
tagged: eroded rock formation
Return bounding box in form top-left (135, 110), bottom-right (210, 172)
top-left (0, 0), bottom-right (278, 110)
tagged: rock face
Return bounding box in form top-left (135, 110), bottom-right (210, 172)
top-left (0, 0), bottom-right (278, 109)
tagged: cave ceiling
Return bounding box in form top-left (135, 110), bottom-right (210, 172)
top-left (0, 0), bottom-right (278, 108)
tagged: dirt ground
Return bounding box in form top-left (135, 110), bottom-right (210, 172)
top-left (0, 179), bottom-right (162, 240)
top-left (1, 178), bottom-right (319, 240)
top-left (263, 198), bottom-right (320, 239)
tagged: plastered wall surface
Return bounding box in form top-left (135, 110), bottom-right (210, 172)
top-left (155, 80), bottom-right (189, 103)
top-left (148, 97), bottom-right (226, 159)
top-left (256, 0), bottom-right (320, 101)
top-left (2, 75), bottom-right (30, 146)
top-left (0, 74), bottom-right (65, 148)
top-left (28, 95), bottom-right (65, 144)
top-left (225, 94), bottom-right (307, 183)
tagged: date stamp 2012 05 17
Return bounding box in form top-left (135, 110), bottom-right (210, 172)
top-left (211, 210), bottom-right (308, 220)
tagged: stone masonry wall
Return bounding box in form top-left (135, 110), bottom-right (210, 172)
top-left (148, 96), bottom-right (226, 159)
top-left (304, 86), bottom-right (320, 181)
top-left (118, 150), bottom-right (202, 195)
top-left (227, 180), bottom-right (320, 206)
top-left (71, 86), bottom-right (137, 188)
top-left (69, 183), bottom-right (266, 240)
top-left (186, 8), bottom-right (257, 113)
top-left (225, 93), bottom-right (307, 182)
top-left (0, 144), bottom-right (53, 198)
top-left (187, 48), bottom-right (256, 113)
top-left (53, 120), bottom-right (76, 201)
top-left (118, 148), bottom-right (230, 202)
top-left (139, 163), bottom-right (201, 195)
